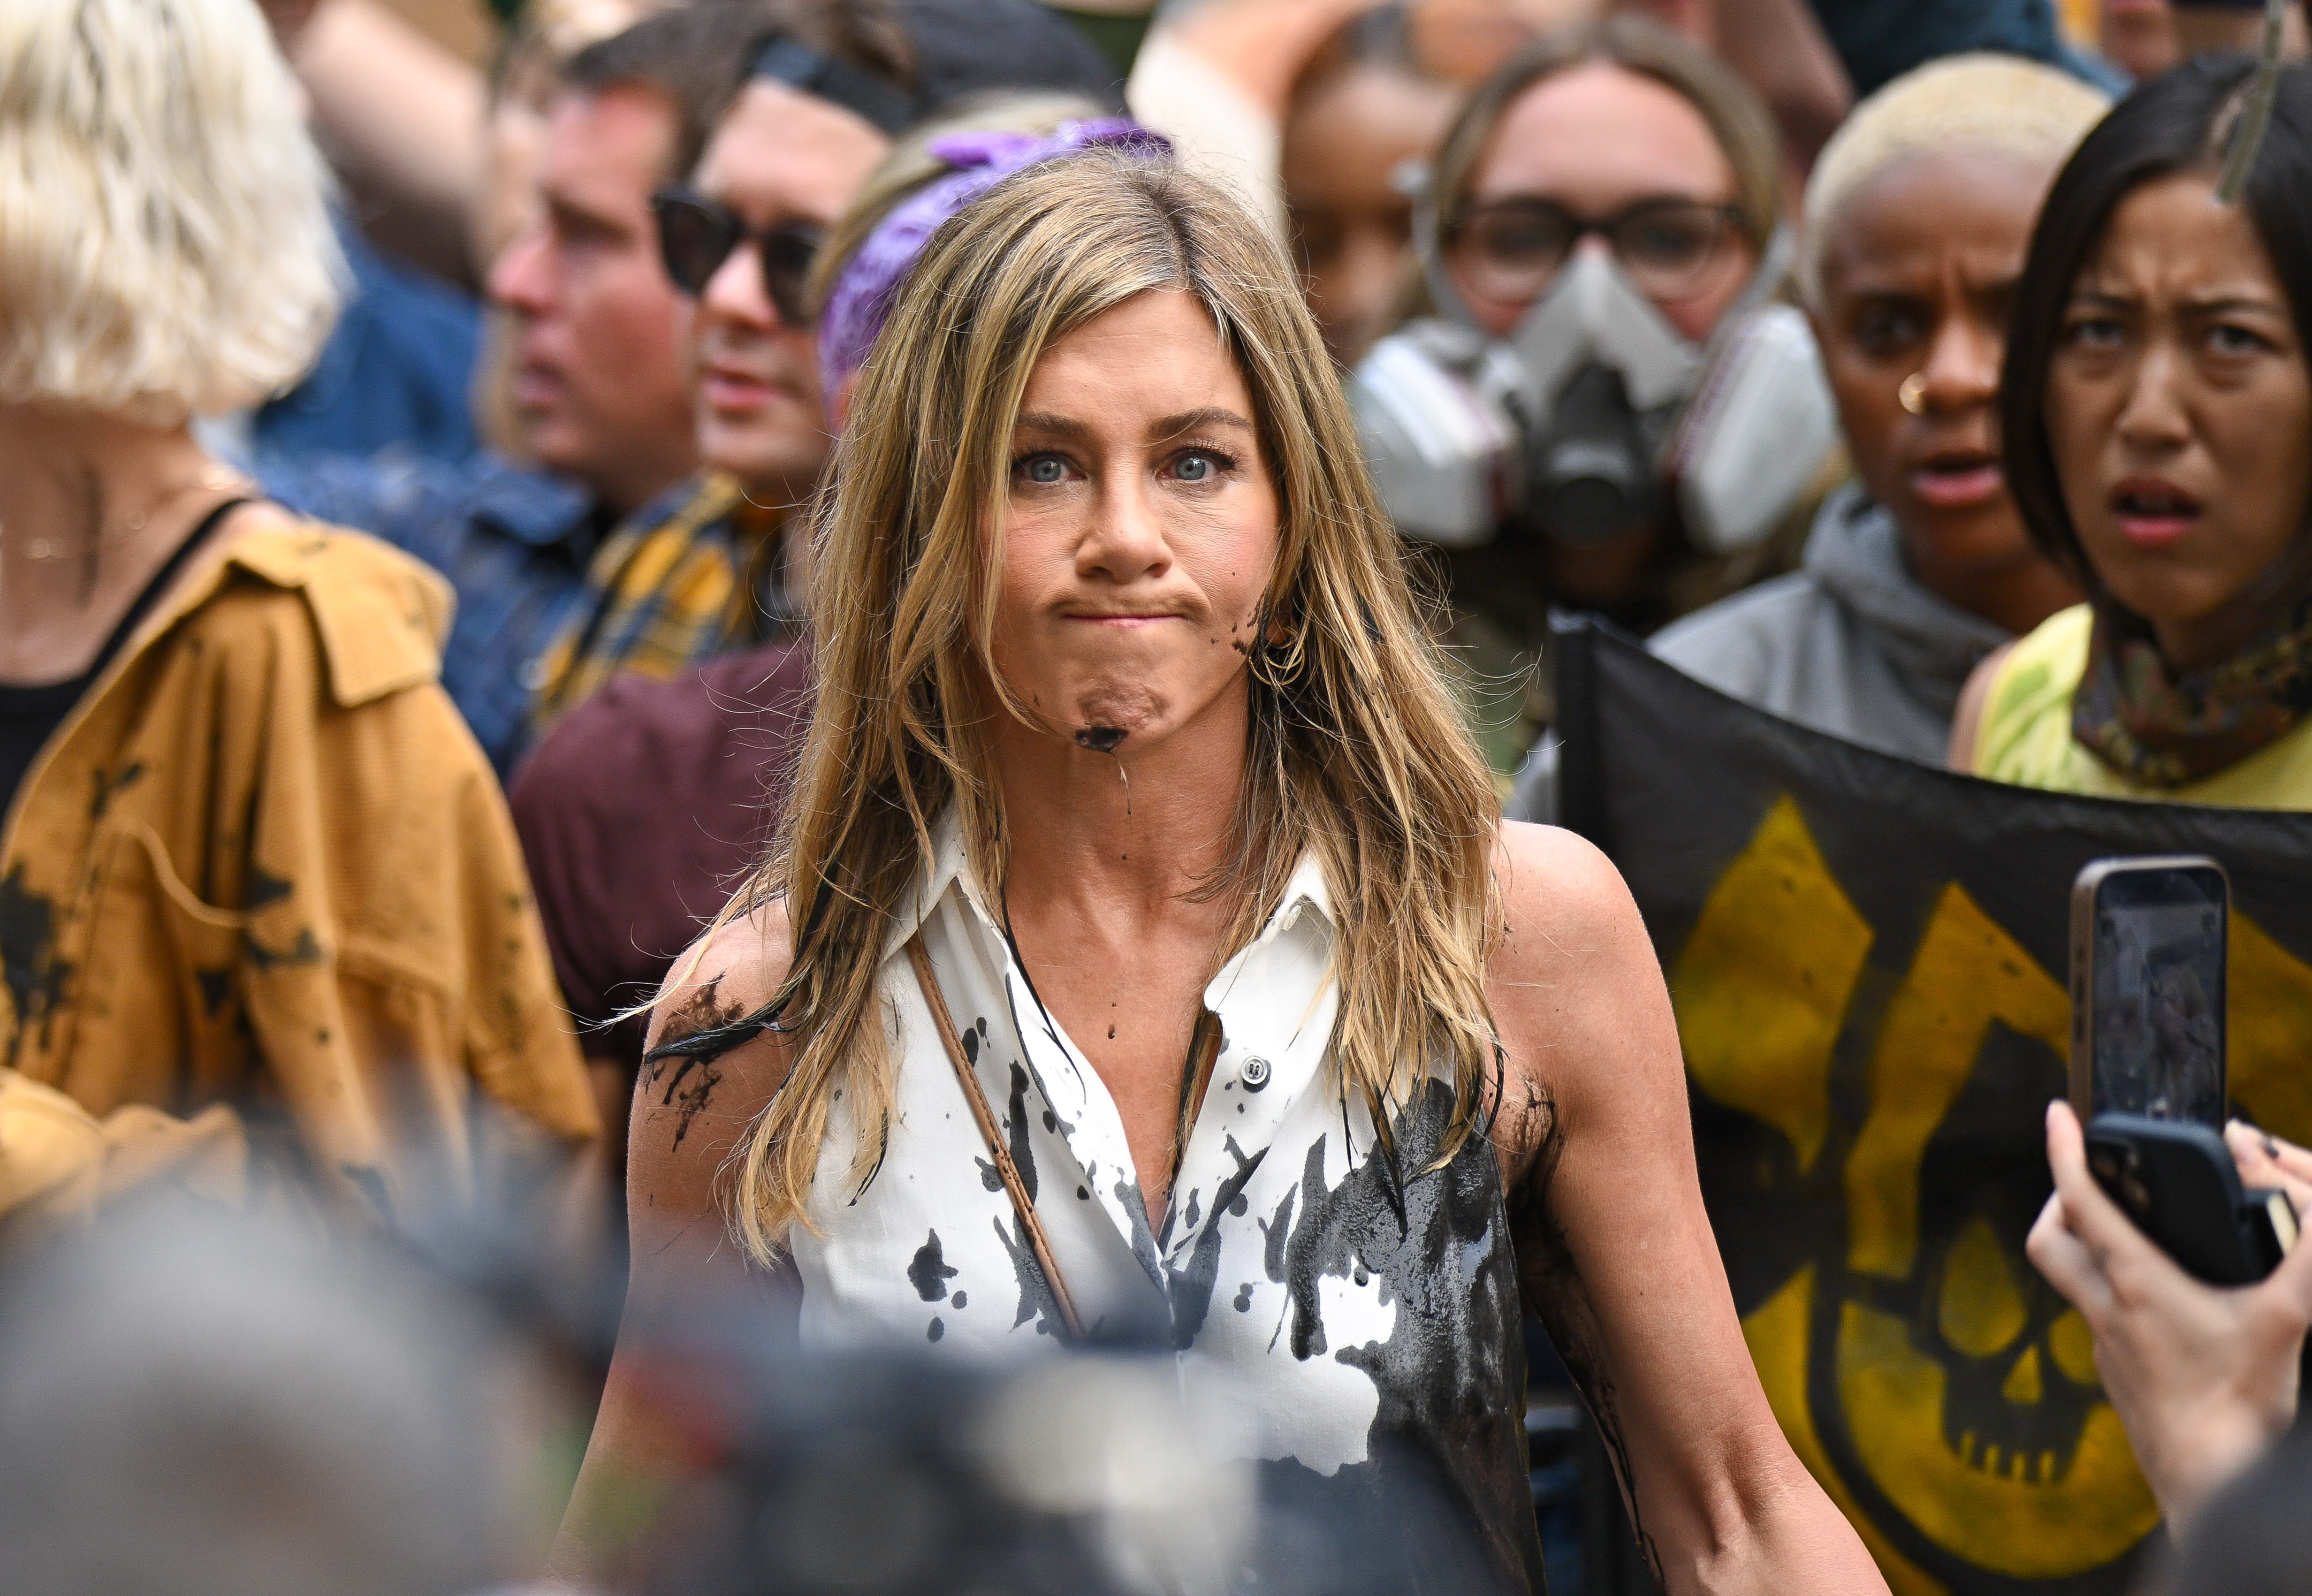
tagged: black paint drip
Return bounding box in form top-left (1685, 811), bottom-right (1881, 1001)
top-left (1164, 1135), bottom-right (1266, 1348)
top-left (907, 1229), bottom-right (958, 1302)
top-left (989, 1213), bottom-right (1063, 1336)
top-left (1004, 1063), bottom-right (1039, 1203)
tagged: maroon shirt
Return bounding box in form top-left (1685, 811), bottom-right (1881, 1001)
top-left (510, 642), bottom-right (810, 1072)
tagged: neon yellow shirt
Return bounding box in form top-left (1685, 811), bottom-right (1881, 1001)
top-left (1973, 603), bottom-right (2312, 809)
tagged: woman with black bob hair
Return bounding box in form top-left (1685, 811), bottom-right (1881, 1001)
top-left (1952, 53), bottom-right (2312, 805)
top-left (1957, 52), bottom-right (2312, 1549)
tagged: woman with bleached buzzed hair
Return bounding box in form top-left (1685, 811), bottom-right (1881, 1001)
top-left (0, 0), bottom-right (598, 1226)
top-left (1630, 53), bottom-right (2109, 768)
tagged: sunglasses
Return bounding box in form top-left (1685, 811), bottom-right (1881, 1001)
top-left (651, 187), bottom-right (823, 325)
top-left (1446, 197), bottom-right (1747, 305)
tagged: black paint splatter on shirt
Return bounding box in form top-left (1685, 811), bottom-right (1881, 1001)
top-left (1164, 1135), bottom-right (1266, 1349)
top-left (908, 1230), bottom-right (958, 1302)
top-left (1186, 1080), bottom-right (1546, 1596)
top-left (990, 1212), bottom-right (1063, 1336)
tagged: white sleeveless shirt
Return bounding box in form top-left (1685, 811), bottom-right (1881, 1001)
top-left (784, 814), bottom-right (1547, 1589)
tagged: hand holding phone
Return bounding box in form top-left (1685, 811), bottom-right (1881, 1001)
top-left (2084, 1115), bottom-right (2297, 1286)
top-left (2030, 1102), bottom-right (2312, 1537)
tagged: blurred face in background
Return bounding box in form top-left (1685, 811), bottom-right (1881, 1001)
top-left (487, 84), bottom-right (699, 514)
top-left (2046, 171), bottom-right (2312, 670)
top-left (2101, 0), bottom-right (2180, 82)
top-left (1283, 61), bottom-right (1460, 365)
top-left (1814, 146), bottom-right (2079, 631)
top-left (684, 79), bottom-right (891, 502)
top-left (1445, 60), bottom-right (1754, 341)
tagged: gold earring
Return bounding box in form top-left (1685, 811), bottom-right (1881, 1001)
top-left (1899, 372), bottom-right (1930, 416)
top-left (1247, 625), bottom-right (1305, 690)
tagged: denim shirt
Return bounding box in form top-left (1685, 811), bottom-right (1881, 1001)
top-left (252, 220), bottom-right (482, 467)
top-left (260, 451), bottom-right (602, 773)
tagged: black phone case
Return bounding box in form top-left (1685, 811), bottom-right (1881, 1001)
top-left (2084, 1114), bottom-right (2285, 1286)
top-left (2068, 855), bottom-right (2229, 1122)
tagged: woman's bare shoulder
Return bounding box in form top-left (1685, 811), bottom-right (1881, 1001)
top-left (646, 897), bottom-right (797, 1057)
top-left (1484, 821), bottom-right (1683, 1150)
top-left (627, 899), bottom-right (799, 1224)
top-left (1487, 819), bottom-right (1653, 984)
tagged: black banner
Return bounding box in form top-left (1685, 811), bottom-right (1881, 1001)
top-left (1554, 618), bottom-right (2312, 1596)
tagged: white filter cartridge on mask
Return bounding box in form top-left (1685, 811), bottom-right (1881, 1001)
top-left (1670, 303), bottom-right (1840, 555)
top-left (1351, 320), bottom-right (1518, 548)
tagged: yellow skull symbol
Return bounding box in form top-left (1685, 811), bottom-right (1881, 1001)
top-left (1675, 799), bottom-right (2162, 1590)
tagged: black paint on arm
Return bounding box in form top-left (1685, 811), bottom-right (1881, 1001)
top-left (641, 976), bottom-right (778, 1151)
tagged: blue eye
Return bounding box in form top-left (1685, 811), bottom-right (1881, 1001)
top-left (1020, 455), bottom-right (1067, 485)
top-left (1177, 455), bottom-right (1212, 482)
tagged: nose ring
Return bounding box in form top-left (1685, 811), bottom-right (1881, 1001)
top-left (1899, 372), bottom-right (1930, 416)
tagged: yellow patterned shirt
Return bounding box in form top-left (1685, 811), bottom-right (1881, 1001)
top-left (1972, 603), bottom-right (2312, 810)
top-left (528, 472), bottom-right (794, 737)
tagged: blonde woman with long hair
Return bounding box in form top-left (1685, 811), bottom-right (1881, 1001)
top-left (557, 152), bottom-right (1885, 1594)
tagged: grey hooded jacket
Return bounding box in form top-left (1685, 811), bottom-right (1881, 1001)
top-left (1508, 484), bottom-right (2011, 821)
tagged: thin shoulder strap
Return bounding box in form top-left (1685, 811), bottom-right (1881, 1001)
top-left (906, 933), bottom-right (1087, 1340)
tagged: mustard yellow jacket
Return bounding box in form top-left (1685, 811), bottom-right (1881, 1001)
top-left (0, 516), bottom-right (600, 1224)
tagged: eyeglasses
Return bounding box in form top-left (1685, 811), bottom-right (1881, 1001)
top-left (651, 187), bottom-right (823, 325)
top-left (1445, 197), bottom-right (1748, 305)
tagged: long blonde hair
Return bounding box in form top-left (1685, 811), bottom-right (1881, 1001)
top-left (715, 152), bottom-right (1503, 1262)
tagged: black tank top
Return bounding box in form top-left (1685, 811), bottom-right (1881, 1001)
top-left (0, 499), bottom-right (250, 817)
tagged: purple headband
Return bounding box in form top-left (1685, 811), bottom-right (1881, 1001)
top-left (817, 118), bottom-right (1170, 398)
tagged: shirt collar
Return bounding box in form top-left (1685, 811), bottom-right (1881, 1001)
top-left (884, 804), bottom-right (1336, 967)
top-left (465, 461), bottom-right (601, 549)
top-left (882, 805), bottom-right (982, 962)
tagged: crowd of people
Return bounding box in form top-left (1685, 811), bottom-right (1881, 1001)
top-left (3, 0), bottom-right (2312, 1592)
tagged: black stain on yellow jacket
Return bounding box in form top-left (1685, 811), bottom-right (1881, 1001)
top-left (0, 866), bottom-right (70, 1069)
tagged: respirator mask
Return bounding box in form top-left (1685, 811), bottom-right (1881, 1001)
top-left (1352, 174), bottom-right (1838, 556)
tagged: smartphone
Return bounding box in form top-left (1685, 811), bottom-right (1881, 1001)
top-left (2084, 1114), bottom-right (2297, 1286)
top-left (2069, 856), bottom-right (2229, 1125)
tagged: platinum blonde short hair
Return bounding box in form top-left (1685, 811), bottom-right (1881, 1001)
top-left (1801, 52), bottom-right (2110, 307)
top-left (0, 0), bottom-right (344, 422)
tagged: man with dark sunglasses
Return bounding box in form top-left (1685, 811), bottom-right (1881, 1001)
top-left (261, 2), bottom-right (776, 773)
top-left (526, 4), bottom-right (917, 734)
